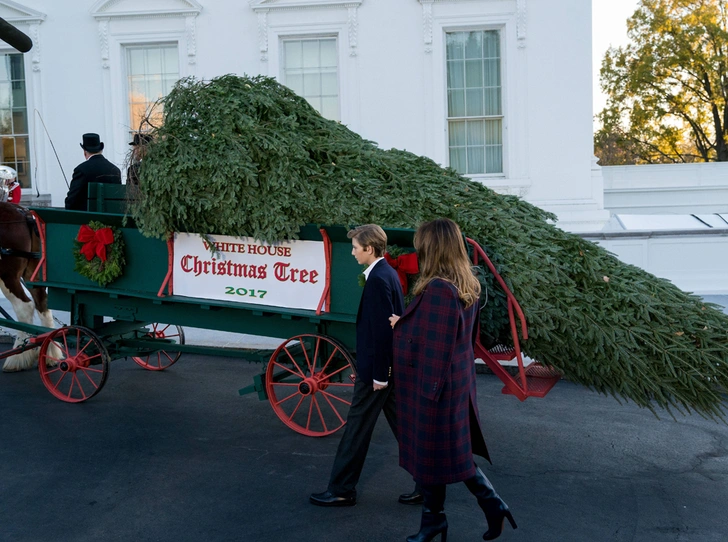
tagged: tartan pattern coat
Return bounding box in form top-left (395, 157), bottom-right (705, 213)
top-left (393, 279), bottom-right (490, 485)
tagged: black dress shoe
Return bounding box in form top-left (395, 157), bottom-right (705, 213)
top-left (310, 490), bottom-right (356, 507)
top-left (399, 490), bottom-right (425, 505)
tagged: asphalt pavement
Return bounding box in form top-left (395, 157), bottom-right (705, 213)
top-left (0, 296), bottom-right (727, 542)
top-left (1, 345), bottom-right (727, 542)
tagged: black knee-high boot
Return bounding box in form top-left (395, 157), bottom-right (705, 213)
top-left (406, 484), bottom-right (448, 542)
top-left (464, 466), bottom-right (517, 541)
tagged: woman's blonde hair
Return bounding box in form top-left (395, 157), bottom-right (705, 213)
top-left (412, 218), bottom-right (481, 307)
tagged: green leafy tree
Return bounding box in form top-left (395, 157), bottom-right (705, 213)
top-left (596, 0), bottom-right (728, 164)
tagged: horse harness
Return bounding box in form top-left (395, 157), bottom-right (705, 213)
top-left (0, 211), bottom-right (42, 260)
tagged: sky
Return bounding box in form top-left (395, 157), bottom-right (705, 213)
top-left (592, 0), bottom-right (640, 124)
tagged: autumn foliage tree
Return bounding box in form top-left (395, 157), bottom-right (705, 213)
top-left (595, 0), bottom-right (728, 164)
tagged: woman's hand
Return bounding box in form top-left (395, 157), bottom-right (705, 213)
top-left (389, 314), bottom-right (400, 328)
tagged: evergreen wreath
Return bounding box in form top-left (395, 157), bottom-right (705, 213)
top-left (73, 221), bottom-right (126, 287)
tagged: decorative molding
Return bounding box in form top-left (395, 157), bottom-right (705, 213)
top-left (421, 1), bottom-right (433, 53)
top-left (257, 10), bottom-right (269, 62)
top-left (0, 0), bottom-right (46, 22)
top-left (185, 14), bottom-right (197, 65)
top-left (516, 0), bottom-right (526, 48)
top-left (250, 0), bottom-right (362, 12)
top-left (29, 22), bottom-right (39, 70)
top-left (347, 5), bottom-right (358, 56)
top-left (98, 17), bottom-right (110, 69)
top-left (250, 0), bottom-right (361, 58)
top-left (90, 0), bottom-right (202, 20)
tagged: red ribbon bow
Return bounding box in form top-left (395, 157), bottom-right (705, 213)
top-left (77, 224), bottom-right (114, 262)
top-left (384, 252), bottom-right (419, 294)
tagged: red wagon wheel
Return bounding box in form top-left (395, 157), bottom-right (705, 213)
top-left (265, 334), bottom-right (356, 437)
top-left (38, 326), bottom-right (110, 403)
top-left (132, 323), bottom-right (185, 371)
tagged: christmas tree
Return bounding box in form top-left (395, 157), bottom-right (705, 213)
top-left (131, 75), bottom-right (728, 419)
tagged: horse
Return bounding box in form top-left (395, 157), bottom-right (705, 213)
top-left (0, 202), bottom-right (61, 371)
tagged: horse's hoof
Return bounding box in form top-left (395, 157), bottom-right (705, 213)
top-left (2, 365), bottom-right (22, 373)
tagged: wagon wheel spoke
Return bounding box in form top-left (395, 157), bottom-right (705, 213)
top-left (132, 324), bottom-right (185, 371)
top-left (265, 334), bottom-right (355, 437)
top-left (282, 345), bottom-right (307, 378)
top-left (38, 326), bottom-right (109, 403)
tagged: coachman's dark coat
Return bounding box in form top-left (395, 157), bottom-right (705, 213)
top-left (393, 279), bottom-right (490, 485)
top-left (65, 154), bottom-right (121, 211)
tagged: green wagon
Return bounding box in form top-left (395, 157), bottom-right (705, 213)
top-left (0, 185), bottom-right (558, 436)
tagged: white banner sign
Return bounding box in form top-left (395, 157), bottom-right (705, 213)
top-left (173, 233), bottom-right (327, 311)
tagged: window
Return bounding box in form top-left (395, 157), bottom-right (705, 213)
top-left (0, 53), bottom-right (30, 189)
top-left (446, 30), bottom-right (503, 175)
top-left (282, 38), bottom-right (339, 121)
top-left (126, 44), bottom-right (179, 134)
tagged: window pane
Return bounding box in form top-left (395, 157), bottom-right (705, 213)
top-left (320, 39), bottom-right (337, 67)
top-left (483, 31), bottom-right (500, 58)
top-left (447, 60), bottom-right (464, 90)
top-left (11, 81), bottom-right (26, 108)
top-left (1, 136), bottom-right (14, 161)
top-left (286, 73), bottom-right (303, 94)
top-left (467, 147), bottom-right (485, 174)
top-left (448, 89), bottom-right (465, 117)
top-left (464, 59), bottom-right (483, 89)
top-left (467, 120), bottom-right (485, 146)
top-left (126, 45), bottom-right (179, 133)
top-left (449, 146), bottom-right (466, 174)
top-left (464, 32), bottom-right (482, 59)
top-left (147, 75), bottom-right (163, 100)
top-left (305, 96), bottom-right (322, 112)
top-left (0, 82), bottom-right (10, 109)
top-left (465, 89), bottom-right (484, 116)
top-left (449, 121), bottom-right (466, 147)
top-left (485, 119), bottom-right (502, 145)
top-left (146, 48), bottom-right (162, 74)
top-left (0, 110), bottom-right (11, 134)
top-left (486, 145), bottom-right (503, 174)
top-left (12, 110), bottom-right (27, 133)
top-left (446, 33), bottom-right (465, 60)
top-left (484, 88), bottom-right (501, 116)
top-left (282, 38), bottom-right (339, 121)
top-left (321, 96), bottom-right (339, 121)
top-left (285, 41), bottom-right (302, 69)
top-left (163, 47), bottom-right (179, 74)
top-left (303, 73), bottom-right (321, 96)
top-left (321, 72), bottom-right (337, 95)
top-left (128, 49), bottom-right (145, 75)
top-left (484, 59), bottom-right (500, 87)
top-left (302, 41), bottom-right (319, 68)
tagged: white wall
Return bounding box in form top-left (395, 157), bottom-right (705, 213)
top-left (7, 0), bottom-right (605, 232)
top-left (603, 162), bottom-right (728, 214)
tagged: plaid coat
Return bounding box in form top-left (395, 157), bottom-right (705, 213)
top-left (393, 279), bottom-right (490, 485)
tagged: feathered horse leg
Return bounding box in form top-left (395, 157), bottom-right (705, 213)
top-left (0, 279), bottom-right (39, 372)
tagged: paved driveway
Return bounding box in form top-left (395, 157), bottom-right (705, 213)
top-left (1, 349), bottom-right (726, 542)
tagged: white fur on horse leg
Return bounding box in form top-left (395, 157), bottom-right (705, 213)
top-left (2, 331), bottom-right (39, 372)
top-left (1, 284), bottom-right (39, 371)
top-left (36, 310), bottom-right (61, 364)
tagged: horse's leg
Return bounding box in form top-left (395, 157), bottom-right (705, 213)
top-left (0, 270), bottom-right (39, 372)
top-left (26, 280), bottom-right (62, 365)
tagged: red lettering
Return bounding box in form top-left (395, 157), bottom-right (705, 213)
top-left (309, 270), bottom-right (318, 284)
top-left (274, 262), bottom-right (289, 281)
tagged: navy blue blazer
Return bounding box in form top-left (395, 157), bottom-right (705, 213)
top-left (355, 259), bottom-right (405, 385)
top-left (65, 154), bottom-right (121, 211)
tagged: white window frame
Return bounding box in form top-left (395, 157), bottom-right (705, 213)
top-left (444, 28), bottom-right (505, 177)
top-left (0, 48), bottom-right (33, 193)
top-left (426, 11), bottom-right (530, 192)
top-left (123, 42), bottom-right (182, 138)
top-left (279, 35), bottom-right (341, 121)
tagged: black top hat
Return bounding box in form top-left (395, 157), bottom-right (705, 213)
top-left (80, 133), bottom-right (104, 153)
top-left (129, 133), bottom-right (153, 146)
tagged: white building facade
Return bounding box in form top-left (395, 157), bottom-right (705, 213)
top-left (1, 0), bottom-right (608, 231)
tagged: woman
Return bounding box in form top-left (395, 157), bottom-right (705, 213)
top-left (391, 218), bottom-right (517, 542)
